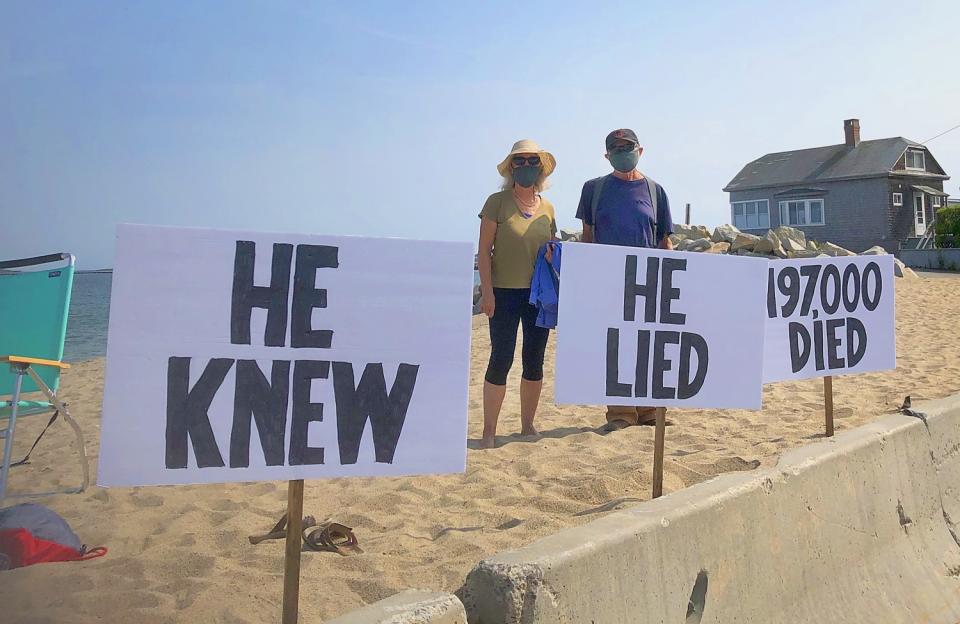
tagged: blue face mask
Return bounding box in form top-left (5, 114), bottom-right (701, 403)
top-left (609, 150), bottom-right (639, 173)
top-left (513, 166), bottom-right (540, 188)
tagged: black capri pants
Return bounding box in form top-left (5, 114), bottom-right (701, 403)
top-left (485, 287), bottom-right (550, 386)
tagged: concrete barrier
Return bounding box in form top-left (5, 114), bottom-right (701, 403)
top-left (461, 398), bottom-right (960, 623)
top-left (900, 248), bottom-right (960, 271)
top-left (325, 590), bottom-right (467, 624)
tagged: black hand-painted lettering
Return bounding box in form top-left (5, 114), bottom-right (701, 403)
top-left (289, 360), bottom-right (329, 465)
top-left (231, 241), bottom-right (292, 346)
top-left (788, 323), bottom-right (811, 373)
top-left (229, 359), bottom-right (289, 468)
top-left (767, 267), bottom-right (777, 319)
top-left (842, 264), bottom-right (861, 313)
top-left (633, 330), bottom-right (651, 398)
top-left (659, 257), bottom-right (687, 325)
top-left (799, 264), bottom-right (821, 316)
top-left (820, 264), bottom-right (841, 314)
top-left (778, 266), bottom-right (800, 317)
top-left (862, 262), bottom-right (882, 311)
top-left (291, 244), bottom-right (339, 348)
top-left (623, 255), bottom-right (659, 323)
top-left (166, 357), bottom-right (232, 469)
top-left (333, 362), bottom-right (419, 464)
top-left (652, 331), bottom-right (680, 399)
top-left (812, 319), bottom-right (825, 371)
top-left (825, 319), bottom-right (845, 369)
top-left (605, 328), bottom-right (631, 397)
top-left (678, 332), bottom-right (709, 399)
top-left (846, 317), bottom-right (867, 366)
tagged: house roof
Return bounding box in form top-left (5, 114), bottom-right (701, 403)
top-left (723, 137), bottom-right (945, 191)
top-left (912, 185), bottom-right (947, 196)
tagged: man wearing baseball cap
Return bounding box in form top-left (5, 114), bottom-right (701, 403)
top-left (575, 128), bottom-right (675, 430)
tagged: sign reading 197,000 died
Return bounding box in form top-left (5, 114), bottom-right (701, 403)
top-left (98, 224), bottom-right (474, 487)
top-left (762, 255), bottom-right (896, 383)
top-left (554, 244), bottom-right (768, 409)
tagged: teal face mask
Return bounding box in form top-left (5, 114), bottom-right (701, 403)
top-left (609, 150), bottom-right (639, 173)
top-left (513, 165), bottom-right (540, 188)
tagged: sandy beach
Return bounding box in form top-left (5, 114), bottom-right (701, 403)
top-left (2, 275), bottom-right (959, 623)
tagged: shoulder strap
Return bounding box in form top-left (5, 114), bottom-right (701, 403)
top-left (589, 175), bottom-right (610, 227)
top-left (644, 175), bottom-right (659, 242)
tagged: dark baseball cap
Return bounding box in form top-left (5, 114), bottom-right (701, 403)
top-left (605, 128), bottom-right (639, 151)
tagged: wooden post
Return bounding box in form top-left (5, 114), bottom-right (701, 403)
top-left (652, 407), bottom-right (667, 498)
top-left (824, 376), bottom-right (834, 437)
top-left (282, 479), bottom-right (305, 624)
top-left (685, 203), bottom-right (691, 225)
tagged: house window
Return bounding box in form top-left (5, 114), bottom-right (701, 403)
top-left (778, 199), bottom-right (825, 226)
top-left (892, 193), bottom-right (903, 206)
top-left (932, 196), bottom-right (942, 208)
top-left (905, 149), bottom-right (925, 170)
top-left (731, 200), bottom-right (770, 229)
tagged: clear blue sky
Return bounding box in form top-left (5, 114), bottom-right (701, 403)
top-left (3, 1), bottom-right (958, 269)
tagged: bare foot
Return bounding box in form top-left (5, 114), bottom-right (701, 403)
top-left (520, 427), bottom-right (539, 437)
top-left (479, 435), bottom-right (496, 449)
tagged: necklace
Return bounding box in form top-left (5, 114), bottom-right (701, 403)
top-left (513, 189), bottom-right (539, 214)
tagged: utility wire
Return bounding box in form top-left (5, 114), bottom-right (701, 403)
top-left (921, 123), bottom-right (960, 145)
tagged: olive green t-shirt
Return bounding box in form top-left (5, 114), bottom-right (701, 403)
top-left (479, 190), bottom-right (557, 289)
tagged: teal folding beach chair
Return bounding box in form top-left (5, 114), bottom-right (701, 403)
top-left (0, 253), bottom-right (89, 503)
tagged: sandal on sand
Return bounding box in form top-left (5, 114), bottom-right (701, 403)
top-left (601, 419), bottom-right (631, 432)
top-left (303, 520), bottom-right (363, 556)
top-left (248, 514), bottom-right (317, 545)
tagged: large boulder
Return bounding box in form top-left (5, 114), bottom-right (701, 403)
top-left (772, 226), bottom-right (807, 249)
top-left (860, 245), bottom-right (888, 256)
top-left (894, 258), bottom-right (918, 279)
top-left (678, 237), bottom-right (713, 252)
top-left (787, 249), bottom-right (823, 259)
top-left (559, 228), bottom-right (582, 242)
top-left (753, 230), bottom-right (787, 257)
top-left (818, 242), bottom-right (856, 257)
top-left (711, 224), bottom-right (741, 244)
top-left (704, 242), bottom-right (731, 254)
top-left (730, 232), bottom-right (761, 252)
top-left (673, 224), bottom-right (712, 241)
top-left (806, 240), bottom-right (820, 252)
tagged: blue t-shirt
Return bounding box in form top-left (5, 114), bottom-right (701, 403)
top-left (575, 175), bottom-right (674, 247)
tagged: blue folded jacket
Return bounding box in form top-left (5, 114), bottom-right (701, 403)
top-left (529, 242), bottom-right (562, 329)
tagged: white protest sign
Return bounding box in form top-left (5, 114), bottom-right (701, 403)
top-left (555, 244), bottom-right (768, 409)
top-left (762, 255), bottom-right (895, 382)
top-left (99, 224), bottom-right (474, 487)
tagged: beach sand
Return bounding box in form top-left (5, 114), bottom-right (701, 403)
top-left (2, 275), bottom-right (959, 623)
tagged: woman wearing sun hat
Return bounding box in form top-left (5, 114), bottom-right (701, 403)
top-left (476, 139), bottom-right (558, 449)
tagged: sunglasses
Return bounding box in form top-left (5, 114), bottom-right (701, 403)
top-left (609, 144), bottom-right (638, 154)
top-left (511, 155), bottom-right (542, 167)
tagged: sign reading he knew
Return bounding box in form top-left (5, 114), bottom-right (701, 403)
top-left (555, 244), bottom-right (768, 409)
top-left (763, 255), bottom-right (895, 382)
top-left (99, 225), bottom-right (474, 487)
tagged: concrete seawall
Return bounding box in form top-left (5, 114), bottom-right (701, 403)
top-left (461, 396), bottom-right (960, 623)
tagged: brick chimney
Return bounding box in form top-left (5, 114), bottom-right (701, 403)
top-left (844, 118), bottom-right (861, 147)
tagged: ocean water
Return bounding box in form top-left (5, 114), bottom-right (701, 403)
top-left (64, 273), bottom-right (112, 362)
top-left (61, 271), bottom-right (480, 363)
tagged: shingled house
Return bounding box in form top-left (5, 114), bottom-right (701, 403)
top-left (723, 119), bottom-right (951, 253)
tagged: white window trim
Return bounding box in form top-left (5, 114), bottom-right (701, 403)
top-left (892, 192), bottom-right (903, 206)
top-left (778, 198), bottom-right (826, 227)
top-left (730, 200), bottom-right (770, 230)
top-left (932, 196), bottom-right (942, 207)
top-left (905, 149), bottom-right (926, 171)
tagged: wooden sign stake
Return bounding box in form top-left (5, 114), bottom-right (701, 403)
top-left (824, 376), bottom-right (834, 437)
top-left (652, 407), bottom-right (667, 499)
top-left (282, 479), bottom-right (305, 624)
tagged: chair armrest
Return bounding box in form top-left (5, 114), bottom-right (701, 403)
top-left (1, 355), bottom-right (71, 370)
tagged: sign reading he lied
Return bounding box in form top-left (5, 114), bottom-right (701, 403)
top-left (98, 224), bottom-right (474, 487)
top-left (763, 255), bottom-right (895, 383)
top-left (555, 244), bottom-right (768, 409)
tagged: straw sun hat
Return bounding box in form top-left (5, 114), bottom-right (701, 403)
top-left (496, 139), bottom-right (556, 178)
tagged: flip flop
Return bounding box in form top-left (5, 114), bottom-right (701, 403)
top-left (248, 514), bottom-right (317, 545)
top-left (303, 521), bottom-right (363, 556)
